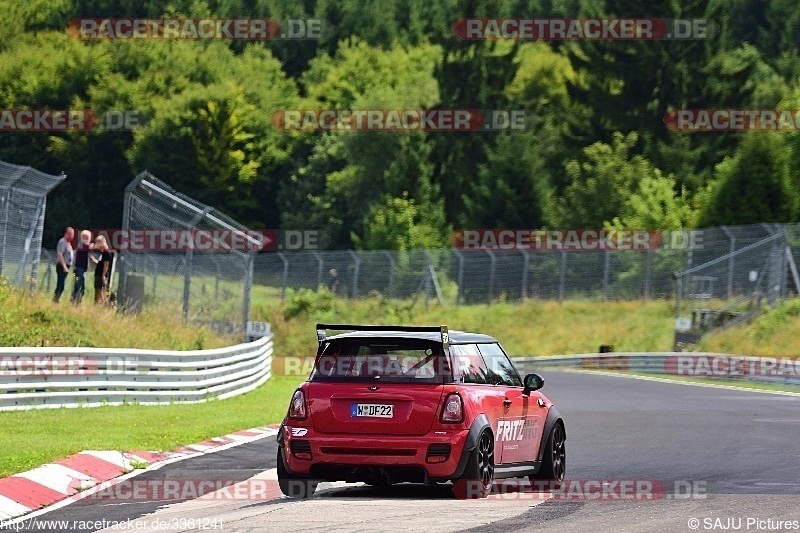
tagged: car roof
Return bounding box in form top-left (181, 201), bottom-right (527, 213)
top-left (325, 330), bottom-right (499, 344)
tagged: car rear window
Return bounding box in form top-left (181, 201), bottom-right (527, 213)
top-left (311, 338), bottom-right (445, 383)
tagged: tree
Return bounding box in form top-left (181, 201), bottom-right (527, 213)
top-left (609, 173), bottom-right (692, 230)
top-left (697, 133), bottom-right (798, 226)
top-left (462, 131), bottom-right (551, 228)
top-left (430, 0), bottom-right (519, 225)
top-left (280, 39), bottom-right (444, 247)
top-left (557, 132), bottom-right (683, 229)
top-left (353, 192), bottom-right (448, 250)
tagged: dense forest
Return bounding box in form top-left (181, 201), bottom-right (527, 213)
top-left (1, 0), bottom-right (799, 248)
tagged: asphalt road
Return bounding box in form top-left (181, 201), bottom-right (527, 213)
top-left (5, 371), bottom-right (800, 533)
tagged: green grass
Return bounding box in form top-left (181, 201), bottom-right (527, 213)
top-left (0, 279), bottom-right (235, 349)
top-left (250, 288), bottom-right (678, 357)
top-left (698, 298), bottom-right (800, 355)
top-left (0, 375), bottom-right (302, 477)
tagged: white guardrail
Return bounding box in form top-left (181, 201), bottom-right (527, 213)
top-left (512, 352), bottom-right (800, 388)
top-left (0, 334), bottom-right (272, 411)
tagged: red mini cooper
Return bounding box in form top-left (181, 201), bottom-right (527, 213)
top-left (277, 324), bottom-right (565, 498)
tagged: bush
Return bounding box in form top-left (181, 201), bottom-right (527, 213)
top-left (283, 287), bottom-right (335, 320)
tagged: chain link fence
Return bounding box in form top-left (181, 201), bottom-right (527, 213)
top-left (673, 224), bottom-right (800, 349)
top-left (35, 224), bottom-right (800, 334)
top-left (249, 224), bottom-right (799, 305)
top-left (253, 244), bottom-right (687, 304)
top-left (115, 171), bottom-right (259, 333)
top-left (0, 160), bottom-right (65, 290)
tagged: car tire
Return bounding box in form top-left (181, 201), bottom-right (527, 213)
top-left (452, 429), bottom-right (494, 499)
top-left (277, 448), bottom-right (317, 499)
top-left (531, 422), bottom-right (565, 488)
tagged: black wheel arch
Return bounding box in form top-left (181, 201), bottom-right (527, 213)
top-left (449, 413), bottom-right (492, 480)
top-left (536, 406), bottom-right (565, 464)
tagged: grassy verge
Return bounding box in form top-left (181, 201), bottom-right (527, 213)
top-left (250, 288), bottom-right (678, 357)
top-left (0, 280), bottom-right (234, 349)
top-left (697, 298), bottom-right (800, 355)
top-left (0, 375), bottom-right (302, 477)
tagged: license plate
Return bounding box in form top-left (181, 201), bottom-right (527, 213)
top-left (351, 403), bottom-right (393, 418)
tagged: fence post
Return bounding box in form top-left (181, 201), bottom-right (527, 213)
top-left (277, 252), bottom-right (289, 298)
top-left (26, 197), bottom-right (47, 292)
top-left (118, 172), bottom-right (145, 305)
top-left (349, 250), bottom-right (360, 298)
top-left (451, 250), bottom-right (465, 304)
top-left (602, 250), bottom-right (610, 301)
top-left (558, 251), bottom-right (567, 303)
top-left (182, 205), bottom-right (211, 323)
top-left (242, 253), bottom-right (254, 341)
top-left (40, 251), bottom-right (52, 293)
top-left (720, 225), bottom-right (735, 299)
top-left (486, 250), bottom-right (496, 302)
top-left (149, 255), bottom-right (158, 295)
top-left (644, 250), bottom-right (652, 300)
top-left (521, 251), bottom-right (530, 300)
top-left (0, 189), bottom-right (7, 277)
top-left (383, 251), bottom-right (395, 298)
top-left (312, 251), bottom-right (323, 289)
top-left (182, 249), bottom-right (192, 323)
top-left (213, 259), bottom-right (221, 301)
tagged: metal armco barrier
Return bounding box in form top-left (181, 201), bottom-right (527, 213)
top-left (0, 335), bottom-right (272, 410)
top-left (512, 353), bottom-right (800, 388)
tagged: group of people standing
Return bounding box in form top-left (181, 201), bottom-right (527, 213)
top-left (53, 227), bottom-right (113, 306)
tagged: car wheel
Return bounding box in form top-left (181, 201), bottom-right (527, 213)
top-left (531, 423), bottom-right (565, 487)
top-left (277, 448), bottom-right (317, 499)
top-left (453, 429), bottom-right (494, 498)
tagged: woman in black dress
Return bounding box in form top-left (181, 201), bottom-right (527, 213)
top-left (91, 235), bottom-right (112, 305)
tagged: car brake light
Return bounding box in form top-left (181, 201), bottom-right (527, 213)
top-left (288, 390), bottom-right (307, 420)
top-left (440, 393), bottom-right (464, 423)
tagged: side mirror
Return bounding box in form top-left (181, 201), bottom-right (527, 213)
top-left (522, 373), bottom-right (544, 395)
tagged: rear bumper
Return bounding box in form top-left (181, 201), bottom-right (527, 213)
top-left (279, 424), bottom-right (471, 482)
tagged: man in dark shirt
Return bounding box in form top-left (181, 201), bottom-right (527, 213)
top-left (327, 268), bottom-right (339, 294)
top-left (70, 230), bottom-right (92, 305)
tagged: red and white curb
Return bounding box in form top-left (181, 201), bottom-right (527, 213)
top-left (0, 426), bottom-right (278, 523)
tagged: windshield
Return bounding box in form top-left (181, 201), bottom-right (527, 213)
top-left (311, 338), bottom-right (446, 383)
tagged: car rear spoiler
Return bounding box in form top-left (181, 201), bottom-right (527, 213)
top-left (315, 323), bottom-right (450, 350)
